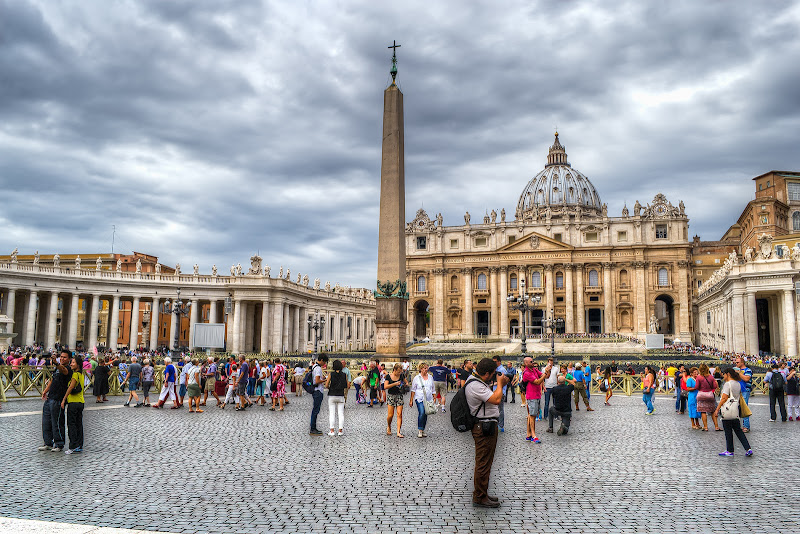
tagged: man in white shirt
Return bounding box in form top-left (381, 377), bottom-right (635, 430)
top-left (178, 356), bottom-right (192, 408)
top-left (542, 357), bottom-right (558, 420)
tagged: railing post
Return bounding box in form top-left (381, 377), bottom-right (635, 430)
top-left (624, 375), bottom-right (632, 396)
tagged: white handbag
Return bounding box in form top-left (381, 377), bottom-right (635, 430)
top-left (720, 394), bottom-right (739, 420)
top-left (420, 377), bottom-right (437, 415)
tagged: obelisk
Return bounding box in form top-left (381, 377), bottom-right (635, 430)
top-left (375, 41), bottom-right (408, 359)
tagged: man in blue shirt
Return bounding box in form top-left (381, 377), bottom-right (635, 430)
top-left (428, 359), bottom-right (450, 413)
top-left (492, 356), bottom-right (513, 431)
top-left (571, 363), bottom-right (593, 411)
top-left (582, 361), bottom-right (592, 400)
top-left (735, 356), bottom-right (753, 432)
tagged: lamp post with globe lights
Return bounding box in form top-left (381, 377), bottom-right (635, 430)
top-left (163, 288), bottom-right (191, 353)
top-left (507, 279), bottom-right (541, 354)
top-left (307, 313), bottom-right (326, 355)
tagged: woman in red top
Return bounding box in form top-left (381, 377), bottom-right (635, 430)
top-left (696, 363), bottom-right (720, 431)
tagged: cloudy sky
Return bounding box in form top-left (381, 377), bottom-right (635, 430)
top-left (1, 1), bottom-right (799, 287)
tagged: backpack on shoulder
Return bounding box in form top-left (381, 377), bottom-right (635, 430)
top-left (302, 365), bottom-right (319, 394)
top-left (771, 371), bottom-right (785, 391)
top-left (450, 379), bottom-right (484, 432)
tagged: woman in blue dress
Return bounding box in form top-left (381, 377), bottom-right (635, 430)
top-left (686, 366), bottom-right (700, 429)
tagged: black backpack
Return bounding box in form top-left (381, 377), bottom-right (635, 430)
top-left (302, 365), bottom-right (319, 394)
top-left (450, 378), bottom-right (485, 432)
top-left (771, 371), bottom-right (785, 391)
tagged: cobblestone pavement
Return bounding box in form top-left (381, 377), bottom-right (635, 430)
top-left (0, 390), bottom-right (797, 533)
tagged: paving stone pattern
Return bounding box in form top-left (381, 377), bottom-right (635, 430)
top-left (0, 391), bottom-right (797, 533)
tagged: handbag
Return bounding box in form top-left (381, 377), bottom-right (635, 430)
top-left (420, 377), bottom-right (437, 415)
top-left (720, 395), bottom-right (739, 420)
top-left (739, 395), bottom-right (752, 418)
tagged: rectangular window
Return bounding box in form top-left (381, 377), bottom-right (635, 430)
top-left (585, 232), bottom-right (598, 242)
top-left (508, 235), bottom-right (516, 244)
top-left (788, 182), bottom-right (800, 201)
top-left (556, 296), bottom-right (564, 302)
top-left (589, 296), bottom-right (599, 302)
top-left (695, 260), bottom-right (702, 264)
top-left (475, 237), bottom-right (487, 247)
top-left (760, 215), bottom-right (768, 224)
top-left (477, 298), bottom-right (487, 304)
top-left (714, 258), bottom-right (720, 264)
top-left (553, 233), bottom-right (562, 242)
top-left (698, 280), bottom-right (703, 288)
top-left (510, 277), bottom-right (517, 290)
top-left (416, 236), bottom-right (427, 250)
top-left (617, 231), bottom-right (627, 242)
top-left (655, 224), bottom-right (667, 239)
top-left (450, 239), bottom-right (459, 249)
top-left (706, 311), bottom-right (711, 324)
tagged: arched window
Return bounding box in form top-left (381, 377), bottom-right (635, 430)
top-left (530, 271), bottom-right (542, 288)
top-left (556, 272), bottom-right (564, 288)
top-left (588, 269), bottom-right (599, 287)
top-left (477, 273), bottom-right (487, 290)
top-left (510, 274), bottom-right (518, 290)
top-left (793, 211), bottom-right (800, 231)
top-left (619, 269), bottom-right (629, 288)
top-left (450, 275), bottom-right (458, 291)
top-left (417, 275), bottom-right (426, 292)
top-left (658, 268), bottom-right (669, 287)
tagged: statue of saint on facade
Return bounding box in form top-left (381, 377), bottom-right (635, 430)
top-left (649, 314), bottom-right (658, 334)
top-left (491, 209), bottom-right (497, 223)
top-left (10, 248), bottom-right (18, 263)
top-left (116, 259), bottom-right (122, 271)
top-left (33, 251), bottom-right (40, 265)
top-left (75, 256), bottom-right (81, 270)
top-left (53, 253), bottom-right (60, 267)
top-left (464, 211), bottom-right (470, 225)
top-left (136, 259), bottom-right (142, 273)
top-left (212, 265), bottom-right (218, 276)
top-left (193, 264), bottom-right (199, 275)
top-left (155, 263), bottom-right (161, 274)
top-left (96, 257), bottom-right (102, 270)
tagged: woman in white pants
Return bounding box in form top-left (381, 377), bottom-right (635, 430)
top-left (153, 357), bottom-right (179, 409)
top-left (222, 364), bottom-right (239, 409)
top-left (325, 360), bottom-right (348, 436)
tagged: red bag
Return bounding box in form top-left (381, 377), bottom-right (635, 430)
top-left (215, 378), bottom-right (227, 396)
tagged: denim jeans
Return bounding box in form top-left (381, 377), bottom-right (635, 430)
top-left (642, 390), bottom-right (654, 413)
top-left (415, 400), bottom-right (428, 430)
top-left (543, 390), bottom-right (553, 419)
top-left (310, 390), bottom-right (323, 430)
top-left (42, 398), bottom-right (66, 449)
top-left (498, 397), bottom-right (505, 429)
top-left (741, 389), bottom-right (750, 429)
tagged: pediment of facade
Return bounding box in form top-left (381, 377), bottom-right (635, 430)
top-left (496, 232), bottom-right (573, 254)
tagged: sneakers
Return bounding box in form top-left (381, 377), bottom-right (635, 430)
top-left (124, 402), bottom-right (130, 407)
top-left (64, 448), bottom-right (83, 455)
top-left (745, 449), bottom-right (754, 457)
top-left (418, 430), bottom-right (424, 438)
top-left (645, 411), bottom-right (654, 416)
top-left (50, 447), bottom-right (62, 453)
top-left (73, 447), bottom-right (82, 452)
top-left (337, 429), bottom-right (344, 436)
top-left (790, 417), bottom-right (794, 421)
top-left (769, 419), bottom-right (776, 422)
top-left (328, 430), bottom-right (335, 436)
top-left (64, 449), bottom-right (74, 455)
top-left (525, 436), bottom-right (533, 441)
top-left (309, 429), bottom-right (323, 436)
top-left (441, 407), bottom-right (446, 413)
top-left (532, 437), bottom-right (541, 444)
top-left (719, 451), bottom-right (734, 457)
top-left (37, 445), bottom-right (52, 451)
top-left (545, 429), bottom-right (553, 433)
top-left (556, 426), bottom-right (567, 436)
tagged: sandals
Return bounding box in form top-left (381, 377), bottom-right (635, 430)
top-left (396, 433), bottom-right (405, 438)
top-left (386, 428), bottom-right (392, 436)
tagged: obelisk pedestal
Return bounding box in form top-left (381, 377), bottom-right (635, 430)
top-left (374, 52), bottom-right (408, 361)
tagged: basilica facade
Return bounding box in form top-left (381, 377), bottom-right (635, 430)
top-left (405, 134), bottom-right (693, 342)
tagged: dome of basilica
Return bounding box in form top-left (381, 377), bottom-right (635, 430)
top-left (516, 133), bottom-right (602, 219)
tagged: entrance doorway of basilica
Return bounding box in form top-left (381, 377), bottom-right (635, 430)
top-left (414, 300), bottom-right (429, 339)
top-left (531, 309), bottom-right (544, 336)
top-left (476, 310), bottom-right (489, 336)
top-left (654, 295), bottom-right (674, 334)
top-left (756, 298), bottom-right (771, 353)
top-left (509, 319), bottom-right (519, 339)
top-left (587, 309), bottom-right (602, 334)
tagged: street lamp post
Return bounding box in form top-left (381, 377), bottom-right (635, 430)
top-left (541, 310), bottom-right (565, 359)
top-left (163, 288), bottom-right (191, 354)
top-left (507, 282), bottom-right (541, 354)
top-left (307, 313), bottom-right (326, 356)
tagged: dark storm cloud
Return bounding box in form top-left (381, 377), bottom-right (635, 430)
top-left (0, 0), bottom-right (798, 286)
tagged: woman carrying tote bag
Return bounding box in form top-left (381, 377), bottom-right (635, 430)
top-left (713, 368), bottom-right (753, 457)
top-left (409, 363), bottom-right (435, 438)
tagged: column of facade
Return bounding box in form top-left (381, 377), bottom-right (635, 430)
top-left (189, 299), bottom-right (199, 350)
top-left (150, 297), bottom-right (160, 349)
top-left (602, 263), bottom-right (613, 333)
top-left (23, 290), bottom-right (38, 347)
top-left (231, 298), bottom-right (243, 354)
top-left (298, 306), bottom-right (307, 351)
top-left (463, 268), bottom-right (473, 336)
top-left (168, 302), bottom-right (178, 350)
top-left (36, 294), bottom-right (49, 345)
top-left (746, 291), bottom-right (759, 356)
top-left (108, 295), bottom-right (120, 350)
top-left (260, 300), bottom-right (270, 353)
top-left (731, 292), bottom-right (746, 353)
top-left (499, 266), bottom-right (509, 337)
top-left (88, 294), bottom-right (100, 350)
top-left (677, 261), bottom-right (690, 337)
top-left (634, 261), bottom-right (647, 335)
top-left (773, 295), bottom-right (784, 356)
top-left (293, 305), bottom-right (300, 352)
top-left (489, 267), bottom-right (499, 336)
top-left (271, 300), bottom-right (284, 353)
top-left (575, 266), bottom-right (585, 333)
top-left (225, 301), bottom-right (234, 351)
top-left (564, 264), bottom-right (574, 332)
top-left (209, 300), bottom-right (219, 323)
top-left (434, 269), bottom-right (445, 338)
top-left (544, 265), bottom-right (554, 319)
top-left (3, 289), bottom-right (16, 343)
top-left (44, 292), bottom-right (59, 350)
top-left (68, 293), bottom-right (79, 349)
top-left (129, 297), bottom-right (140, 349)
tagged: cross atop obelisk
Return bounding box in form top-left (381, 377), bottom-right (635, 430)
top-left (375, 41), bottom-right (408, 359)
top-left (388, 40), bottom-right (401, 84)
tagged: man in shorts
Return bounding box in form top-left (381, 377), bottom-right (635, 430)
top-left (522, 357), bottom-right (546, 442)
top-left (236, 355), bottom-right (250, 410)
top-left (202, 356), bottom-right (220, 407)
top-left (123, 356), bottom-right (142, 407)
top-left (428, 359), bottom-right (449, 413)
